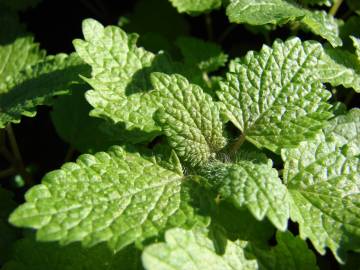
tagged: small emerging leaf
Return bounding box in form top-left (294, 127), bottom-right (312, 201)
top-left (176, 36), bottom-right (228, 73)
top-left (153, 73), bottom-right (226, 165)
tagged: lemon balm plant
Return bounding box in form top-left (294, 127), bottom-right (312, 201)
top-left (0, 0), bottom-right (359, 269)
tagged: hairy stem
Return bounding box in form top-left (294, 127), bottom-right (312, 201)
top-left (329, 0), bottom-right (344, 16)
top-left (230, 133), bottom-right (246, 154)
top-left (6, 124), bottom-right (33, 185)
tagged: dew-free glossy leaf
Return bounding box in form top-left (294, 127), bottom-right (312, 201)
top-left (301, 10), bottom-right (342, 47)
top-left (73, 19), bottom-right (178, 141)
top-left (282, 109), bottom-right (360, 262)
top-left (142, 228), bottom-right (258, 270)
top-left (218, 38), bottom-right (332, 153)
top-left (0, 36), bottom-right (44, 92)
top-left (0, 53), bottom-right (89, 128)
top-left (153, 73), bottom-right (226, 165)
top-left (226, 0), bottom-right (305, 25)
top-left (9, 146), bottom-right (208, 251)
top-left (199, 159), bottom-right (289, 230)
top-left (319, 47), bottom-right (360, 93)
top-left (169, 0), bottom-right (221, 13)
top-left (226, 0), bottom-right (341, 46)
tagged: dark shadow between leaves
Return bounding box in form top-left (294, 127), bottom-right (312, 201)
top-left (0, 64), bottom-right (90, 114)
top-left (124, 52), bottom-right (177, 96)
top-left (0, 7), bottom-right (29, 45)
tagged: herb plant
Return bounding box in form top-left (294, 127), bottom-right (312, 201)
top-left (0, 0), bottom-right (359, 269)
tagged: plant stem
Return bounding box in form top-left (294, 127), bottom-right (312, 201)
top-left (329, 0), bottom-right (344, 16)
top-left (230, 133), bottom-right (246, 154)
top-left (0, 129), bottom-right (5, 146)
top-left (0, 129), bottom-right (15, 163)
top-left (205, 13), bottom-right (213, 41)
top-left (0, 147), bottom-right (15, 163)
top-left (218, 24), bottom-right (236, 43)
top-left (0, 167), bottom-right (16, 179)
top-left (64, 146), bottom-right (76, 163)
top-left (6, 124), bottom-right (33, 185)
top-left (80, 0), bottom-right (104, 19)
top-left (202, 72), bottom-right (212, 88)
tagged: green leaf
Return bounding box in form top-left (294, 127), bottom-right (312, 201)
top-left (0, 53), bottom-right (90, 128)
top-left (142, 228), bottom-right (259, 270)
top-left (226, 0), bottom-right (341, 47)
top-left (211, 201), bottom-right (275, 243)
top-left (0, 8), bottom-right (26, 44)
top-left (340, 252), bottom-right (360, 270)
top-left (0, 187), bottom-right (18, 264)
top-left (0, 0), bottom-right (41, 11)
top-left (176, 36), bottom-right (228, 73)
top-left (9, 146), bottom-right (209, 252)
top-left (300, 0), bottom-right (332, 6)
top-left (125, 0), bottom-right (190, 45)
top-left (226, 0), bottom-right (305, 25)
top-left (2, 236), bottom-right (142, 270)
top-left (217, 38), bottom-right (332, 154)
top-left (351, 36), bottom-right (360, 61)
top-left (168, 0), bottom-right (222, 14)
top-left (199, 159), bottom-right (289, 230)
top-left (340, 16), bottom-right (360, 49)
top-left (152, 73), bottom-right (226, 165)
top-left (301, 10), bottom-right (342, 47)
top-left (0, 36), bottom-right (45, 92)
top-left (282, 108), bottom-right (360, 262)
top-left (51, 84), bottom-right (125, 153)
top-left (251, 231), bottom-right (319, 270)
top-left (319, 47), bottom-right (360, 93)
top-left (73, 19), bottom-right (179, 141)
top-left (346, 0), bottom-right (360, 12)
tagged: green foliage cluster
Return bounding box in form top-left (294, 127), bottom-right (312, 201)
top-left (0, 0), bottom-right (359, 269)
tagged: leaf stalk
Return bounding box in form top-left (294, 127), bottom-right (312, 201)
top-left (6, 124), bottom-right (33, 185)
top-left (329, 0), bottom-right (344, 16)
